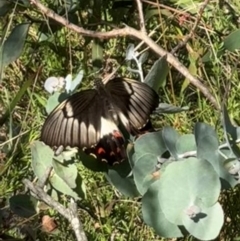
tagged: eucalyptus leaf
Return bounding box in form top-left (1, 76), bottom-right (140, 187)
top-left (133, 131), bottom-right (166, 162)
top-left (106, 168), bottom-right (139, 197)
top-left (176, 134), bottom-right (196, 157)
top-left (0, 0), bottom-right (11, 16)
top-left (45, 92), bottom-right (69, 114)
top-left (0, 23), bottom-right (30, 69)
top-left (31, 141), bottom-right (54, 182)
top-left (162, 127), bottom-right (180, 159)
top-left (49, 172), bottom-right (85, 200)
top-left (224, 29), bottom-right (240, 52)
top-left (9, 194), bottom-right (37, 218)
top-left (125, 44), bottom-right (135, 60)
top-left (182, 202), bottom-right (224, 240)
top-left (155, 103), bottom-right (189, 114)
top-left (138, 52), bottom-right (149, 64)
top-left (68, 70), bottom-right (84, 93)
top-left (144, 55), bottom-right (169, 91)
top-left (133, 153), bottom-right (160, 195)
top-left (159, 158), bottom-right (220, 225)
top-left (52, 159), bottom-right (78, 189)
top-left (222, 105), bottom-right (240, 158)
top-left (142, 181), bottom-right (183, 238)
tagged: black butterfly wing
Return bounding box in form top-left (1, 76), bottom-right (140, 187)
top-left (85, 130), bottom-right (126, 165)
top-left (41, 89), bottom-right (104, 148)
top-left (41, 88), bottom-right (126, 164)
top-left (105, 78), bottom-right (159, 134)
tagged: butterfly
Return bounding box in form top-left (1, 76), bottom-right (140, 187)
top-left (40, 77), bottom-right (159, 165)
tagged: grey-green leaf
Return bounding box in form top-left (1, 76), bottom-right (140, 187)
top-left (142, 180), bottom-right (183, 238)
top-left (224, 29), bottom-right (240, 52)
top-left (52, 159), bottom-right (78, 189)
top-left (31, 141), bottom-right (54, 182)
top-left (106, 168), bottom-right (140, 197)
top-left (155, 103), bottom-right (189, 114)
top-left (133, 131), bottom-right (166, 163)
top-left (195, 122), bottom-right (238, 187)
top-left (182, 202), bottom-right (224, 240)
top-left (49, 171), bottom-right (85, 200)
top-left (159, 158), bottom-right (220, 225)
top-left (9, 194), bottom-right (37, 218)
top-left (133, 153), bottom-right (160, 195)
top-left (0, 0), bottom-right (11, 16)
top-left (162, 127), bottom-right (180, 159)
top-left (1, 23), bottom-right (30, 69)
top-left (144, 55), bottom-right (169, 91)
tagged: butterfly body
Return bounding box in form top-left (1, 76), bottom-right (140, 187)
top-left (41, 78), bottom-right (159, 165)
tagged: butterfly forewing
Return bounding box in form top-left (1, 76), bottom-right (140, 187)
top-left (105, 78), bottom-right (159, 134)
top-left (41, 90), bottom-right (101, 148)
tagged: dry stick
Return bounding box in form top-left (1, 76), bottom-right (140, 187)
top-left (171, 0), bottom-right (211, 54)
top-left (29, 0), bottom-right (219, 110)
top-left (23, 179), bottom-right (88, 241)
top-left (135, 0), bottom-right (146, 33)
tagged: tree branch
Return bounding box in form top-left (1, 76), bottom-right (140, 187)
top-left (135, 0), bottom-right (146, 33)
top-left (23, 179), bottom-right (88, 241)
top-left (29, 0), bottom-right (220, 109)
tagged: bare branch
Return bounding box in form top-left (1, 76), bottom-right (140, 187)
top-left (23, 179), bottom-right (88, 241)
top-left (29, 0), bottom-right (220, 109)
top-left (135, 0), bottom-right (146, 33)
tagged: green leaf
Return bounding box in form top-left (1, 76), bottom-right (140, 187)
top-left (144, 55), bottom-right (169, 91)
top-left (156, 103), bottom-right (189, 114)
top-left (106, 167), bottom-right (140, 197)
top-left (0, 0), bottom-right (11, 16)
top-left (222, 105), bottom-right (240, 158)
top-left (176, 134), bottom-right (196, 155)
top-left (52, 159), bottom-right (78, 189)
top-left (49, 171), bottom-right (85, 200)
top-left (159, 157), bottom-right (220, 225)
top-left (182, 202), bottom-right (224, 240)
top-left (69, 70), bottom-right (84, 93)
top-left (126, 142), bottom-right (135, 168)
top-left (132, 131), bottom-right (168, 194)
top-left (162, 127), bottom-right (180, 159)
top-left (133, 153), bottom-right (160, 195)
top-left (133, 131), bottom-right (166, 162)
top-left (0, 23), bottom-right (30, 69)
top-left (9, 194), bottom-right (37, 218)
top-left (224, 29), bottom-right (240, 52)
top-left (138, 52), bottom-right (149, 64)
top-left (31, 141), bottom-right (54, 182)
top-left (0, 78), bottom-right (33, 126)
top-left (142, 181), bottom-right (183, 238)
top-left (195, 122), bottom-right (237, 187)
top-left (45, 92), bottom-right (69, 114)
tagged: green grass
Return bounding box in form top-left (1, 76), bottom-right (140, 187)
top-left (1, 0), bottom-right (240, 240)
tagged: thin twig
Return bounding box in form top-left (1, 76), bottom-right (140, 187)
top-left (23, 179), bottom-right (88, 241)
top-left (171, 0), bottom-right (211, 54)
top-left (135, 0), bottom-right (146, 33)
top-left (29, 0), bottom-right (220, 110)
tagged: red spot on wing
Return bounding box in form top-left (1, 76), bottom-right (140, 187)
top-left (96, 147), bottom-right (106, 155)
top-left (84, 129), bottom-right (126, 165)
